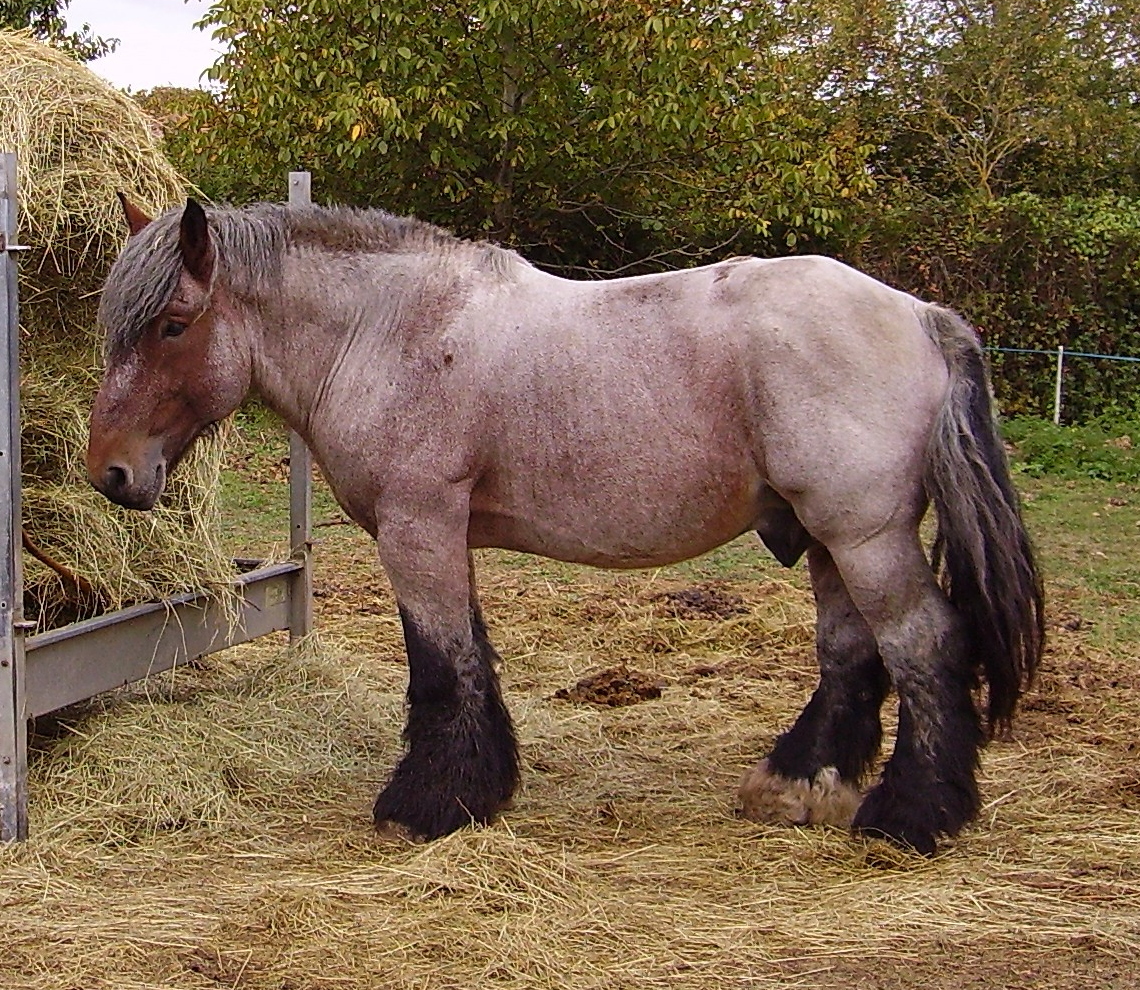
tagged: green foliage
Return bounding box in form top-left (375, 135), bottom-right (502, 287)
top-left (0, 0), bottom-right (117, 61)
top-left (189, 0), bottom-right (876, 270)
top-left (133, 87), bottom-right (253, 203)
top-left (134, 87), bottom-right (212, 128)
top-left (846, 2), bottom-right (1140, 419)
top-left (856, 191), bottom-right (1140, 419)
top-left (880, 0), bottom-right (1140, 200)
top-left (1004, 415), bottom-right (1140, 482)
top-left (133, 0), bottom-right (1138, 421)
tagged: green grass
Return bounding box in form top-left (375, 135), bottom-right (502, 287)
top-left (1002, 417), bottom-right (1140, 649)
top-left (1004, 415), bottom-right (1140, 483)
top-left (217, 404), bottom-right (342, 561)
top-left (1017, 476), bottom-right (1140, 647)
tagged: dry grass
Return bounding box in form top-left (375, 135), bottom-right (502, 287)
top-left (1, 30), bottom-right (233, 629)
top-left (0, 30), bottom-right (182, 276)
top-left (2, 512), bottom-right (1138, 989)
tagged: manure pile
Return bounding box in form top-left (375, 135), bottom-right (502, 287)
top-left (0, 30), bottom-right (232, 630)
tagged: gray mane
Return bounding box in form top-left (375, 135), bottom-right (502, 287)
top-left (100, 203), bottom-right (524, 356)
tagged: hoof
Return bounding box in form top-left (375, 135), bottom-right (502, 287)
top-left (374, 676), bottom-right (519, 841)
top-left (372, 722), bottom-right (518, 842)
top-left (372, 766), bottom-right (510, 842)
top-left (851, 760), bottom-right (980, 858)
top-left (371, 786), bottom-right (488, 842)
top-left (851, 782), bottom-right (939, 857)
top-left (373, 819), bottom-right (422, 845)
top-left (737, 758), bottom-right (862, 828)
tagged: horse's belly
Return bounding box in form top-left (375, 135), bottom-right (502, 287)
top-left (468, 471), bottom-right (763, 568)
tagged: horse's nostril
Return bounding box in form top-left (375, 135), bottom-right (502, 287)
top-left (105, 463), bottom-right (132, 492)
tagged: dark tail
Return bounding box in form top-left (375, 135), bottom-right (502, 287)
top-left (922, 306), bottom-right (1045, 731)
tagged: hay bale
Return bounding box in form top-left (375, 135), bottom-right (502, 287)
top-left (0, 30), bottom-right (234, 629)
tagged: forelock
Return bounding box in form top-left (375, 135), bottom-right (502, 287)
top-left (97, 203), bottom-right (288, 358)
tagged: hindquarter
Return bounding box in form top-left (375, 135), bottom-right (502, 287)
top-left (722, 256), bottom-right (952, 546)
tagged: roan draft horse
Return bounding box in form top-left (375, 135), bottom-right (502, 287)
top-left (87, 197), bottom-right (1044, 856)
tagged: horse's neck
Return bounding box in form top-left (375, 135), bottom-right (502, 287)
top-left (243, 250), bottom-right (419, 439)
top-left (244, 262), bottom-right (349, 437)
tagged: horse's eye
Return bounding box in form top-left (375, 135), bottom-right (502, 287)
top-left (162, 321), bottom-right (188, 338)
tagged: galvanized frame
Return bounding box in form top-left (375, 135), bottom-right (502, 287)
top-left (287, 171), bottom-right (314, 640)
top-left (1, 152), bottom-right (30, 840)
top-left (0, 161), bottom-right (315, 841)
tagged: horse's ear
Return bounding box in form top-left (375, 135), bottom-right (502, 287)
top-left (117, 192), bottom-right (152, 236)
top-left (179, 198), bottom-right (214, 283)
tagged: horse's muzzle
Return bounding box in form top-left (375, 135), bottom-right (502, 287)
top-left (87, 447), bottom-right (167, 511)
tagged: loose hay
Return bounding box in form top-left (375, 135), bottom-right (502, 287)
top-left (3, 36), bottom-right (1134, 990)
top-left (3, 521), bottom-right (1139, 989)
top-left (0, 30), bottom-right (233, 628)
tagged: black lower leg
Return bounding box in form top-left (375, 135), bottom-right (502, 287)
top-left (767, 653), bottom-right (890, 783)
top-left (765, 545), bottom-right (891, 785)
top-left (372, 607), bottom-right (519, 840)
top-left (852, 667), bottom-right (982, 856)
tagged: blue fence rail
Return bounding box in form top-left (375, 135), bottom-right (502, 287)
top-left (986, 346), bottom-right (1140, 424)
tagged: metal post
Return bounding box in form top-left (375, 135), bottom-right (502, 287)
top-left (0, 152), bottom-right (29, 841)
top-left (287, 172), bottom-right (313, 642)
top-left (1053, 345), bottom-right (1065, 426)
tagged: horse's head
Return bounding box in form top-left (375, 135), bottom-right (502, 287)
top-left (87, 196), bottom-right (251, 509)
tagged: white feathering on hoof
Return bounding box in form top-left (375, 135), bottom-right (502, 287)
top-left (737, 759), bottom-right (862, 828)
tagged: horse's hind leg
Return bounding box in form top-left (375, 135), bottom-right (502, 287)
top-left (371, 499), bottom-right (518, 840)
top-left (738, 544), bottom-right (889, 828)
top-left (830, 528), bottom-right (982, 855)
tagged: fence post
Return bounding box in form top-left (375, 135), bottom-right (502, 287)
top-left (286, 172), bottom-right (314, 643)
top-left (0, 152), bottom-right (29, 841)
top-left (1053, 345), bottom-right (1065, 426)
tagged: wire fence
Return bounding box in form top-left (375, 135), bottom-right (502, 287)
top-left (986, 346), bottom-right (1140, 425)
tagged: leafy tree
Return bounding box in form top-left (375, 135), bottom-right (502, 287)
top-left (0, 0), bottom-right (118, 61)
top-left (134, 86), bottom-right (213, 138)
top-left (134, 87), bottom-right (240, 198)
top-left (883, 0), bottom-right (1140, 199)
top-left (190, 0), bottom-right (877, 270)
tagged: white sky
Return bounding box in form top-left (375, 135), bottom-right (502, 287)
top-left (64, 0), bottom-right (224, 91)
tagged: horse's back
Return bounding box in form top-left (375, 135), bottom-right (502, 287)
top-left (477, 254), bottom-right (950, 480)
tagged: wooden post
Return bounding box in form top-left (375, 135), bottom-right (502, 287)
top-left (287, 172), bottom-right (314, 642)
top-left (0, 152), bottom-right (29, 841)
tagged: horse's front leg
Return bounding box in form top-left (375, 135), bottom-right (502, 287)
top-left (371, 492), bottom-right (518, 840)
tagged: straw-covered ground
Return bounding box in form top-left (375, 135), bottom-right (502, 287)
top-left (2, 421), bottom-right (1138, 989)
